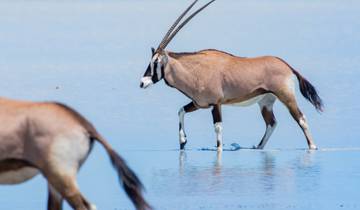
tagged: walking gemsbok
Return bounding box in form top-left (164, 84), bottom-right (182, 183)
top-left (140, 0), bottom-right (323, 151)
top-left (0, 97), bottom-right (151, 210)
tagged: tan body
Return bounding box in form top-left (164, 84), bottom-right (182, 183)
top-left (142, 49), bottom-right (323, 150)
top-left (164, 49), bottom-right (322, 150)
top-left (0, 98), bottom-right (150, 210)
top-left (165, 50), bottom-right (293, 108)
top-left (0, 99), bottom-right (90, 173)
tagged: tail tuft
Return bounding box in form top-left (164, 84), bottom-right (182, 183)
top-left (91, 130), bottom-right (151, 210)
top-left (108, 149), bottom-right (152, 210)
top-left (293, 70), bottom-right (324, 112)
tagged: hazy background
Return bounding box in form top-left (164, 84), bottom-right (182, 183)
top-left (0, 0), bottom-right (359, 209)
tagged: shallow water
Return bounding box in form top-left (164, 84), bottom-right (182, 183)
top-left (0, 0), bottom-right (360, 209)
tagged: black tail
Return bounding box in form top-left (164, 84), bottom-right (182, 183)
top-left (292, 69), bottom-right (324, 112)
top-left (106, 149), bottom-right (151, 210)
top-left (93, 133), bottom-right (151, 210)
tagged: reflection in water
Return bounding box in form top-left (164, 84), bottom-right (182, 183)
top-left (178, 150), bottom-right (187, 176)
top-left (259, 152), bottom-right (276, 192)
top-left (154, 150), bottom-right (321, 204)
top-left (259, 150), bottom-right (320, 194)
top-left (177, 151), bottom-right (224, 194)
top-left (300, 150), bottom-right (317, 168)
top-left (179, 150), bottom-right (223, 177)
top-left (213, 150), bottom-right (222, 176)
top-left (293, 151), bottom-right (321, 191)
top-left (146, 150), bottom-right (358, 210)
top-left (173, 151), bottom-right (320, 196)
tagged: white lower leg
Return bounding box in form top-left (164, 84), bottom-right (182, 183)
top-left (257, 97), bottom-right (277, 149)
top-left (178, 107), bottom-right (187, 145)
top-left (299, 115), bottom-right (317, 150)
top-left (214, 122), bottom-right (223, 151)
top-left (89, 204), bottom-right (97, 210)
top-left (257, 123), bottom-right (276, 149)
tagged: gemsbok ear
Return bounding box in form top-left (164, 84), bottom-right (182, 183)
top-left (151, 47), bottom-right (155, 55)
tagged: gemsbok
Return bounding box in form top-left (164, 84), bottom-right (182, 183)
top-left (140, 0), bottom-right (323, 151)
top-left (0, 97), bottom-right (151, 210)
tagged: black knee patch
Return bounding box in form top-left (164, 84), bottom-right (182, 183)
top-left (211, 105), bottom-right (222, 124)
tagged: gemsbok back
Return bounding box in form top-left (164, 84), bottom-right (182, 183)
top-left (140, 0), bottom-right (323, 151)
top-left (0, 97), bottom-right (151, 210)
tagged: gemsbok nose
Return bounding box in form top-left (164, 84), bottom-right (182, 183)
top-left (140, 77), bottom-right (153, 89)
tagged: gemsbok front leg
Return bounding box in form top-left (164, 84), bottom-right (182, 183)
top-left (256, 94), bottom-right (277, 149)
top-left (178, 102), bottom-right (198, 150)
top-left (212, 104), bottom-right (223, 151)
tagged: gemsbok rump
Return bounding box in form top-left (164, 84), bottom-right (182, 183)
top-left (140, 0), bottom-right (323, 151)
top-left (0, 97), bottom-right (150, 210)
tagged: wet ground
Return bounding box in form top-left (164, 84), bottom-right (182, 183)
top-left (0, 0), bottom-right (359, 209)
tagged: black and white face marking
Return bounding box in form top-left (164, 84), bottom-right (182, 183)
top-left (140, 48), bottom-right (165, 89)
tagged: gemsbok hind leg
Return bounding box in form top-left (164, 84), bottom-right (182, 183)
top-left (46, 173), bottom-right (96, 210)
top-left (278, 93), bottom-right (317, 150)
top-left (178, 101), bottom-right (199, 150)
top-left (256, 94), bottom-right (277, 149)
top-left (47, 184), bottom-right (63, 210)
top-left (44, 135), bottom-right (96, 210)
top-left (211, 104), bottom-right (223, 151)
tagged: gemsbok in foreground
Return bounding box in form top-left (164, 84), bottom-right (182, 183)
top-left (0, 97), bottom-right (150, 210)
top-left (140, 0), bottom-right (323, 151)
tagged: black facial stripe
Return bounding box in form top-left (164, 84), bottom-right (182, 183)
top-left (161, 65), bottom-right (165, 79)
top-left (153, 61), bottom-right (157, 73)
top-left (144, 64), bottom-right (152, 77)
top-left (152, 61), bottom-right (158, 82)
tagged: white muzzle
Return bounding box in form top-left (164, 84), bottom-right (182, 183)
top-left (140, 76), bottom-right (153, 89)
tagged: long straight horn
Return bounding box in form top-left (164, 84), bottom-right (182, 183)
top-left (162, 0), bottom-right (216, 49)
top-left (157, 0), bottom-right (199, 51)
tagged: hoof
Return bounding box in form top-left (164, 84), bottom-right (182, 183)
top-left (216, 142), bottom-right (223, 152)
top-left (180, 141), bottom-right (187, 150)
top-left (255, 145), bottom-right (264, 150)
top-left (309, 145), bottom-right (318, 150)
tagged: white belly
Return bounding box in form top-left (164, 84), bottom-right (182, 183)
top-left (229, 94), bottom-right (266, 107)
top-left (0, 167), bottom-right (39, 185)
